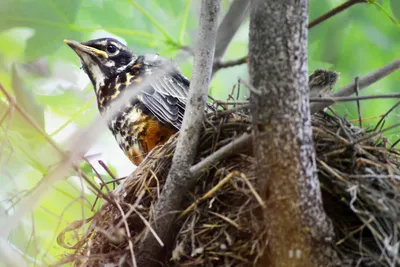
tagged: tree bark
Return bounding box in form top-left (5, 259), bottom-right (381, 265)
top-left (248, 0), bottom-right (339, 266)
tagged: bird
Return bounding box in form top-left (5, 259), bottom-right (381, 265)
top-left (64, 37), bottom-right (191, 165)
top-left (309, 69), bottom-right (339, 98)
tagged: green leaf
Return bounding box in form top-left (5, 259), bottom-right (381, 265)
top-left (370, 0), bottom-right (400, 29)
top-left (178, 0), bottom-right (191, 44)
top-left (11, 64), bottom-right (45, 129)
top-left (390, 0), bottom-right (400, 22)
top-left (0, 0), bottom-right (82, 61)
top-left (127, 0), bottom-right (178, 45)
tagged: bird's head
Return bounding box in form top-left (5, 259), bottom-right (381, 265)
top-left (64, 38), bottom-right (137, 91)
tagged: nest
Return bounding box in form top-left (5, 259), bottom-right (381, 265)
top-left (57, 108), bottom-right (400, 267)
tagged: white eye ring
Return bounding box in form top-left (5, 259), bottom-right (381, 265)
top-left (106, 44), bottom-right (118, 55)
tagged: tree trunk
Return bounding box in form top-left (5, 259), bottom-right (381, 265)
top-left (248, 0), bottom-right (339, 266)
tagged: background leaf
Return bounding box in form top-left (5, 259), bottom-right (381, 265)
top-left (0, 0), bottom-right (82, 61)
top-left (11, 64), bottom-right (45, 129)
top-left (390, 0), bottom-right (400, 22)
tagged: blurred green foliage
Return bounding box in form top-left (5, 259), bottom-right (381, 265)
top-left (0, 0), bottom-right (399, 265)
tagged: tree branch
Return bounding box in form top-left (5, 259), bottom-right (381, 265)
top-left (190, 133), bottom-right (251, 176)
top-left (135, 1), bottom-right (221, 266)
top-left (213, 55), bottom-right (248, 72)
top-left (308, 0), bottom-right (367, 29)
top-left (210, 0), bottom-right (368, 76)
top-left (311, 93), bottom-right (400, 103)
top-left (212, 0), bottom-right (250, 76)
top-left (214, 0), bottom-right (249, 60)
top-left (311, 57), bottom-right (400, 113)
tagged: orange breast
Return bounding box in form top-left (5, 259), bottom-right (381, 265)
top-left (126, 116), bottom-right (177, 165)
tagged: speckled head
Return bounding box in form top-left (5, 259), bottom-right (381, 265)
top-left (64, 38), bottom-right (137, 92)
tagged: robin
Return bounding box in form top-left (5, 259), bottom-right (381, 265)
top-left (65, 37), bottom-right (190, 165)
top-left (309, 69), bottom-right (339, 98)
top-left (65, 38), bottom-right (337, 165)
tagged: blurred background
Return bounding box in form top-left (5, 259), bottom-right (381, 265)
top-left (0, 0), bottom-right (399, 265)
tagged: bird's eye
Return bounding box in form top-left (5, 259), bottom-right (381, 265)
top-left (107, 44), bottom-right (117, 54)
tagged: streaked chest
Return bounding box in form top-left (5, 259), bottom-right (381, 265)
top-left (108, 103), bottom-right (177, 165)
top-left (108, 104), bottom-right (145, 152)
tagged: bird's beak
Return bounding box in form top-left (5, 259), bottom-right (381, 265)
top-left (64, 39), bottom-right (108, 58)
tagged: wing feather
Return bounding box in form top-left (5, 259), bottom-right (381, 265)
top-left (126, 56), bottom-right (212, 129)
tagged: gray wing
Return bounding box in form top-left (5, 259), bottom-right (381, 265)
top-left (139, 71), bottom-right (189, 129)
top-left (137, 55), bottom-right (214, 129)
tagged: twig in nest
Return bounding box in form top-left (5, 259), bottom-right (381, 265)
top-left (353, 123), bottom-right (400, 145)
top-left (209, 211), bottom-right (241, 229)
top-left (390, 138), bottom-right (400, 148)
top-left (374, 101), bottom-right (400, 132)
top-left (85, 160), bottom-right (112, 194)
top-left (190, 133), bottom-right (251, 176)
top-left (74, 167), bottom-right (114, 212)
top-left (354, 77), bottom-right (362, 128)
top-left (238, 172), bottom-right (265, 209)
top-left (115, 203), bottom-right (164, 247)
top-left (57, 216), bottom-right (95, 248)
top-left (335, 217), bottom-right (374, 246)
top-left (114, 201), bottom-right (137, 267)
top-left (98, 160), bottom-right (120, 186)
top-left (178, 171), bottom-right (237, 219)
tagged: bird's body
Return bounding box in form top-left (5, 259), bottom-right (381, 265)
top-left (65, 38), bottom-right (338, 166)
top-left (65, 38), bottom-right (189, 165)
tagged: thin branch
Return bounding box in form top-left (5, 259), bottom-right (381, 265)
top-left (190, 133), bottom-right (251, 176)
top-left (135, 1), bottom-right (221, 266)
top-left (213, 55), bottom-right (248, 72)
top-left (98, 160), bottom-right (120, 186)
top-left (114, 201), bottom-right (137, 267)
top-left (355, 77), bottom-right (363, 128)
top-left (353, 123), bottom-right (400, 145)
top-left (214, 0), bottom-right (249, 60)
top-left (211, 0), bottom-right (367, 76)
top-left (308, 0), bottom-right (367, 29)
top-left (212, 0), bottom-right (250, 77)
top-left (311, 93), bottom-right (400, 103)
top-left (311, 57), bottom-right (400, 113)
top-left (374, 101), bottom-right (400, 132)
top-left (179, 171), bottom-right (237, 218)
